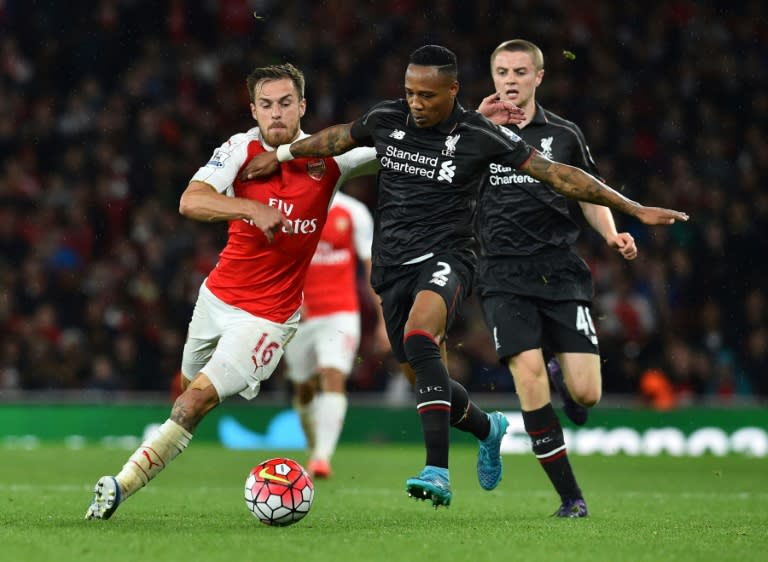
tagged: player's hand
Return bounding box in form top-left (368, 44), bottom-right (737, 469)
top-left (248, 201), bottom-right (292, 242)
top-left (240, 151), bottom-right (280, 181)
top-left (634, 206), bottom-right (689, 225)
top-left (477, 92), bottom-right (525, 125)
top-left (607, 232), bottom-right (637, 260)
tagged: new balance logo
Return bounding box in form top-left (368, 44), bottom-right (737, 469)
top-left (437, 160), bottom-right (456, 183)
top-left (389, 129), bottom-right (406, 139)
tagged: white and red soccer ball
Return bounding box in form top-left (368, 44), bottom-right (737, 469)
top-left (244, 457), bottom-right (314, 526)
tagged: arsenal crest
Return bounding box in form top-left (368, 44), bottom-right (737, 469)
top-left (306, 159), bottom-right (326, 180)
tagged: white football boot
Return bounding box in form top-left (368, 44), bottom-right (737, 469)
top-left (84, 476), bottom-right (122, 520)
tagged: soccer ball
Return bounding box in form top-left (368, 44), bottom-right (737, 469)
top-left (244, 457), bottom-right (315, 526)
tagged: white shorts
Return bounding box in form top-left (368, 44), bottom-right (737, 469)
top-left (283, 312), bottom-right (360, 383)
top-left (181, 283), bottom-right (299, 400)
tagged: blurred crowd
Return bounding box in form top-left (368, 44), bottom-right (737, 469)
top-left (1, 0), bottom-right (766, 407)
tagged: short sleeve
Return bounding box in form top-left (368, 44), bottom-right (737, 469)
top-left (189, 132), bottom-right (253, 194)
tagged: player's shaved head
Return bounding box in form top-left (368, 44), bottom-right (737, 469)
top-left (409, 45), bottom-right (458, 81)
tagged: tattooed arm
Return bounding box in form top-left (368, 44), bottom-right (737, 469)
top-left (241, 124), bottom-right (359, 180)
top-left (286, 123), bottom-right (358, 158)
top-left (520, 152), bottom-right (689, 225)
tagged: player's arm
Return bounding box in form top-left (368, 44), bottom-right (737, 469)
top-left (520, 152), bottom-right (689, 225)
top-left (179, 181), bottom-right (290, 242)
top-left (579, 202), bottom-right (637, 260)
top-left (241, 124), bottom-right (360, 180)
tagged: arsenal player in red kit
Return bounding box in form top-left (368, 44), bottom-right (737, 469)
top-left (85, 63), bottom-right (377, 520)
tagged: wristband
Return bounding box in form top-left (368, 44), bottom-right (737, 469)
top-left (276, 144), bottom-right (295, 162)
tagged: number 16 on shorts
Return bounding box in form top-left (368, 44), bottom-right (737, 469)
top-left (251, 333), bottom-right (280, 368)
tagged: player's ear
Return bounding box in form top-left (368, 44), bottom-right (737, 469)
top-left (450, 80), bottom-right (459, 100)
top-left (535, 69), bottom-right (545, 87)
top-left (299, 98), bottom-right (307, 118)
top-left (250, 103), bottom-right (258, 120)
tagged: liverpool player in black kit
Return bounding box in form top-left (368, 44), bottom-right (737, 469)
top-left (242, 45), bottom-right (688, 509)
top-left (476, 39), bottom-right (638, 518)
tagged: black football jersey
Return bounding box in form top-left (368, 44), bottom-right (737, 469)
top-left (350, 100), bottom-right (533, 266)
top-left (476, 103), bottom-right (601, 257)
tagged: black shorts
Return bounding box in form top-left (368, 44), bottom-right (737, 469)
top-left (476, 248), bottom-right (593, 302)
top-left (371, 252), bottom-right (474, 362)
top-left (481, 294), bottom-right (600, 362)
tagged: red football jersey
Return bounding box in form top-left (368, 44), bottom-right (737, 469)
top-left (190, 128), bottom-right (376, 323)
top-left (301, 192), bottom-right (374, 319)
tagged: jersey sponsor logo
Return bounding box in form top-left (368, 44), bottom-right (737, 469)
top-left (487, 162), bottom-right (537, 186)
top-left (383, 145), bottom-right (438, 166)
top-left (206, 148), bottom-right (230, 168)
top-left (540, 137), bottom-right (554, 159)
top-left (381, 145), bottom-right (438, 178)
top-left (310, 241), bottom-right (351, 265)
top-left (489, 163), bottom-right (514, 174)
top-left (241, 215), bottom-right (318, 234)
top-left (282, 218), bottom-right (318, 234)
top-left (441, 134), bottom-right (460, 157)
top-left (437, 160), bottom-right (456, 183)
top-left (306, 159), bottom-right (326, 180)
top-left (242, 198), bottom-right (319, 235)
top-left (389, 129), bottom-right (406, 139)
top-left (487, 172), bottom-right (537, 186)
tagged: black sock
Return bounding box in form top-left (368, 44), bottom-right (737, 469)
top-left (523, 403), bottom-right (583, 502)
top-left (449, 379), bottom-right (491, 440)
top-left (403, 331), bottom-right (450, 469)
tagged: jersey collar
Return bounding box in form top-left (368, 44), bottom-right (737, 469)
top-left (529, 103), bottom-right (549, 126)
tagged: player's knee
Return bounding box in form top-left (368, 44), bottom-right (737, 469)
top-left (511, 370), bottom-right (548, 400)
top-left (171, 385), bottom-right (219, 431)
top-left (294, 382), bottom-right (315, 404)
top-left (572, 385), bottom-right (601, 408)
top-left (318, 368), bottom-right (345, 393)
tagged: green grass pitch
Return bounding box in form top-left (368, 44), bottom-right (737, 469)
top-left (1, 444), bottom-right (766, 562)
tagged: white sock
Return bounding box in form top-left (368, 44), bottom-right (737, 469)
top-left (313, 392), bottom-right (348, 462)
top-left (115, 419), bottom-right (192, 499)
top-left (294, 397), bottom-right (316, 454)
